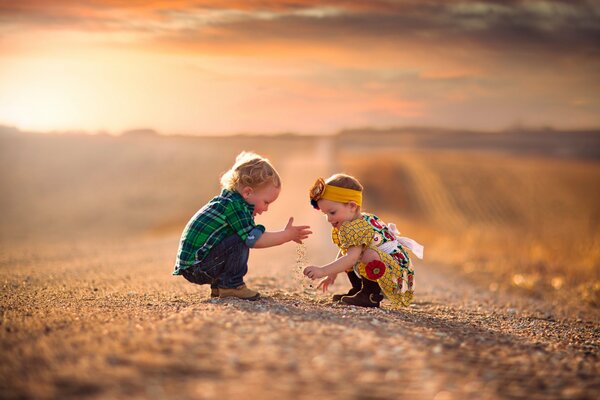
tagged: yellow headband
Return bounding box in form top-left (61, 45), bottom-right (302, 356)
top-left (309, 178), bottom-right (362, 209)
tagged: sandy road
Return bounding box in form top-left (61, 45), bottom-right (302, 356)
top-left (1, 235), bottom-right (598, 400)
top-left (1, 140), bottom-right (599, 399)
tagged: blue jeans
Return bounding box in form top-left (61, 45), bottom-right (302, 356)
top-left (182, 234), bottom-right (249, 289)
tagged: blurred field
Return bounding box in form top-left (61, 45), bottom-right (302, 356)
top-left (0, 131), bottom-right (315, 242)
top-left (336, 128), bottom-right (600, 306)
top-left (1, 127), bottom-right (599, 307)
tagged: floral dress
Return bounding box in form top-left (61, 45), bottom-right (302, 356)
top-left (332, 213), bottom-right (415, 307)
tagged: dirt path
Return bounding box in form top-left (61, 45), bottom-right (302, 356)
top-left (1, 236), bottom-right (598, 400)
top-left (1, 142), bottom-right (599, 399)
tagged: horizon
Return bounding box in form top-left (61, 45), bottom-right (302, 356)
top-left (2, 123), bottom-right (600, 139)
top-left (1, 1), bottom-right (599, 135)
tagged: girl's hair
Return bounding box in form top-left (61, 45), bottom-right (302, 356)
top-left (325, 173), bottom-right (363, 191)
top-left (220, 151), bottom-right (281, 190)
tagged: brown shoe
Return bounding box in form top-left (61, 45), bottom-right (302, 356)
top-left (341, 291), bottom-right (382, 307)
top-left (332, 270), bottom-right (363, 301)
top-left (210, 288), bottom-right (219, 298)
top-left (218, 284), bottom-right (260, 301)
top-left (332, 286), bottom-right (360, 302)
top-left (341, 278), bottom-right (384, 308)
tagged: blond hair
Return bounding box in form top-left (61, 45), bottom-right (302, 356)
top-left (325, 173), bottom-right (363, 192)
top-left (220, 151), bottom-right (281, 190)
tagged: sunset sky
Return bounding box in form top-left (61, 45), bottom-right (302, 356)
top-left (0, 0), bottom-right (599, 135)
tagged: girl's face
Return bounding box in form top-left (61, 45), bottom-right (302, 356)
top-left (242, 183), bottom-right (281, 216)
top-left (317, 199), bottom-right (359, 229)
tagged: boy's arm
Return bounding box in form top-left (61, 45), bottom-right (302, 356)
top-left (253, 217), bottom-right (311, 249)
top-left (225, 200), bottom-right (266, 247)
top-left (252, 230), bottom-right (291, 248)
top-left (304, 246), bottom-right (362, 279)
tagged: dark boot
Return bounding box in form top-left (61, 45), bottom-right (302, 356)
top-left (210, 280), bottom-right (220, 298)
top-left (332, 271), bottom-right (362, 301)
top-left (341, 277), bottom-right (384, 308)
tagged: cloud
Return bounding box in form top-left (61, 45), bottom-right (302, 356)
top-left (1, 1), bottom-right (599, 132)
top-left (1, 1), bottom-right (598, 56)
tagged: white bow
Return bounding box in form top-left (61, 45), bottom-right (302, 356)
top-left (387, 223), bottom-right (424, 260)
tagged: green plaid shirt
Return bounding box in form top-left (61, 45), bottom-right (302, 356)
top-left (173, 189), bottom-right (265, 275)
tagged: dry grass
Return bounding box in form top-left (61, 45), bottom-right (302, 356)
top-left (0, 133), bottom-right (316, 243)
top-left (343, 149), bottom-right (600, 306)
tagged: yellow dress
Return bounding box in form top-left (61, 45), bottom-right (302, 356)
top-left (332, 213), bottom-right (414, 307)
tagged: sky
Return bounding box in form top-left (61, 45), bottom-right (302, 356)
top-left (0, 0), bottom-right (599, 135)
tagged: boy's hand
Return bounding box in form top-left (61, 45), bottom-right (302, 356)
top-left (303, 266), bottom-right (324, 280)
top-left (317, 274), bottom-right (337, 292)
top-left (285, 217), bottom-right (312, 244)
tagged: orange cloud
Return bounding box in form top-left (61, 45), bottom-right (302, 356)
top-left (1, 0), bottom-right (599, 133)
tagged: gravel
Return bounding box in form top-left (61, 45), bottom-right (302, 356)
top-left (1, 237), bottom-right (598, 400)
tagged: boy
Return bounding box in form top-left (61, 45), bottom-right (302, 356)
top-left (173, 151), bottom-right (311, 300)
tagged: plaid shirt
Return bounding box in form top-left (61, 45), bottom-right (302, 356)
top-left (173, 189), bottom-right (265, 275)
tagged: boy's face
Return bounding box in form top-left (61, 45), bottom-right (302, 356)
top-left (317, 199), bottom-right (358, 229)
top-left (242, 183), bottom-right (281, 216)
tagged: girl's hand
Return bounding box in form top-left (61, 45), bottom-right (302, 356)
top-left (285, 217), bottom-right (312, 244)
top-left (303, 266), bottom-right (324, 280)
top-left (317, 274), bottom-right (337, 292)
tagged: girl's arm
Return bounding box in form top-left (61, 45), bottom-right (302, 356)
top-left (317, 274), bottom-right (337, 292)
top-left (253, 217), bottom-right (311, 248)
top-left (316, 250), bottom-right (344, 291)
top-left (304, 246), bottom-right (362, 279)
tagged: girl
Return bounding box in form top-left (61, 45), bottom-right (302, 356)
top-left (303, 174), bottom-right (423, 308)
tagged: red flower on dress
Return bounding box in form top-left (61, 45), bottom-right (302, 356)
top-left (369, 218), bottom-right (383, 229)
top-left (384, 230), bottom-right (396, 241)
top-left (396, 277), bottom-right (404, 291)
top-left (371, 233), bottom-right (383, 246)
top-left (392, 252), bottom-right (405, 262)
top-left (365, 260), bottom-right (386, 280)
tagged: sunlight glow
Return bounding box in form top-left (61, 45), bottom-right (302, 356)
top-left (0, 2), bottom-right (598, 133)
